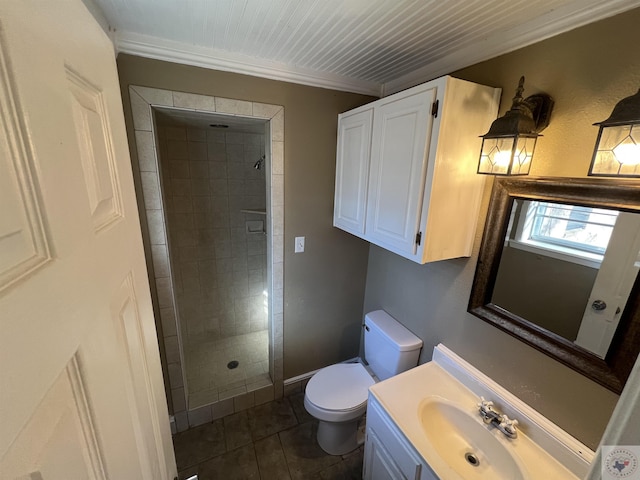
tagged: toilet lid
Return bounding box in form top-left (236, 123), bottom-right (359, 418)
top-left (306, 363), bottom-right (374, 411)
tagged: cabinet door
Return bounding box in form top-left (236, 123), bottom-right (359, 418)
top-left (334, 108), bottom-right (373, 236)
top-left (364, 428), bottom-right (406, 480)
top-left (366, 89), bottom-right (435, 255)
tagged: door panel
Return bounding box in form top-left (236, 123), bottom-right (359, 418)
top-left (366, 90), bottom-right (434, 255)
top-left (0, 1), bottom-right (175, 478)
top-left (334, 108), bottom-right (373, 235)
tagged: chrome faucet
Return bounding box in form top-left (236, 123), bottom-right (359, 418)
top-left (477, 397), bottom-right (519, 439)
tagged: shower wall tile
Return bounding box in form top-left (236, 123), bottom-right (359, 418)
top-left (131, 85), bottom-right (174, 107)
top-left (163, 126), bottom-right (187, 142)
top-left (140, 172), bottom-right (162, 209)
top-left (173, 91), bottom-right (216, 111)
top-left (216, 97), bottom-right (252, 116)
top-left (272, 141), bottom-right (284, 175)
top-left (135, 130), bottom-right (157, 172)
top-left (169, 161), bottom-right (190, 179)
top-left (160, 307), bottom-right (178, 337)
top-left (187, 128), bottom-right (207, 142)
top-left (151, 244), bottom-right (170, 278)
top-left (171, 387), bottom-right (187, 412)
top-left (168, 362), bottom-right (184, 388)
top-left (252, 102), bottom-right (281, 119)
top-left (146, 209), bottom-right (166, 245)
top-left (156, 277), bottom-right (174, 308)
top-left (272, 176), bottom-right (284, 206)
top-left (167, 140), bottom-right (189, 159)
top-left (207, 130), bottom-right (226, 143)
top-left (164, 335), bottom-right (181, 364)
top-left (129, 90), bottom-right (152, 131)
top-left (188, 142), bottom-right (207, 161)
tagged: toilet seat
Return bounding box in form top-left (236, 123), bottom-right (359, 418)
top-left (305, 363), bottom-right (374, 413)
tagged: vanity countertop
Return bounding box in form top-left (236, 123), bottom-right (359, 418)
top-left (369, 345), bottom-right (592, 479)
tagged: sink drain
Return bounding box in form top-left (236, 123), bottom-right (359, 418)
top-left (227, 360), bottom-right (239, 369)
top-left (465, 452), bottom-right (480, 467)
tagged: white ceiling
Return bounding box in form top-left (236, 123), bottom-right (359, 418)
top-left (93, 0), bottom-right (639, 96)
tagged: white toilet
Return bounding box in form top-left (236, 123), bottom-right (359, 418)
top-left (304, 310), bottom-right (422, 455)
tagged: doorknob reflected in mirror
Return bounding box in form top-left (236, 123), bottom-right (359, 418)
top-left (592, 300), bottom-right (607, 311)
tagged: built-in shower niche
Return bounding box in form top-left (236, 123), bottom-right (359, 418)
top-left (154, 109), bottom-right (270, 409)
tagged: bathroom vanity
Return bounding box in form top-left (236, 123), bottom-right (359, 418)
top-left (363, 345), bottom-right (593, 479)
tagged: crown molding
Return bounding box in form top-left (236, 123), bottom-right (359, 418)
top-left (382, 0), bottom-right (640, 95)
top-left (115, 31), bottom-right (382, 97)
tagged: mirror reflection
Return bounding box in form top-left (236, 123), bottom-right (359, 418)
top-left (492, 199), bottom-right (640, 359)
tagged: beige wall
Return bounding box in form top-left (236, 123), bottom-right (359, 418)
top-left (364, 9), bottom-right (640, 450)
top-left (116, 55), bottom-right (375, 379)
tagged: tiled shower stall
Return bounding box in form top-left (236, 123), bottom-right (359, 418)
top-left (128, 85), bottom-right (285, 432)
top-left (155, 118), bottom-right (269, 409)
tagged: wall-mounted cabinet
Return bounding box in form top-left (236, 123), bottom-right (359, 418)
top-left (333, 76), bottom-right (500, 264)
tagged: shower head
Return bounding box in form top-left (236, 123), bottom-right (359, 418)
top-left (254, 155), bottom-right (265, 170)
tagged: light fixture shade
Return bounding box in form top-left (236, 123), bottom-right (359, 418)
top-left (477, 76), bottom-right (552, 176)
top-left (588, 88), bottom-right (640, 177)
top-left (478, 134), bottom-right (537, 175)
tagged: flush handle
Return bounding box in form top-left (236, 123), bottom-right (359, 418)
top-left (363, 324), bottom-right (369, 331)
top-left (592, 300), bottom-right (607, 311)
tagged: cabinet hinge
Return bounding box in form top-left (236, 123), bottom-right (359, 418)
top-left (431, 99), bottom-right (439, 117)
top-left (415, 231), bottom-right (422, 246)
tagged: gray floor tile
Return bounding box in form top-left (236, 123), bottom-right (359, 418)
top-left (288, 391), bottom-right (314, 424)
top-left (224, 410), bottom-right (253, 450)
top-left (311, 446), bottom-right (364, 479)
top-left (279, 422), bottom-right (342, 480)
top-left (254, 434), bottom-right (292, 479)
top-left (248, 397), bottom-right (298, 441)
top-left (173, 419), bottom-right (226, 469)
top-left (177, 465), bottom-right (198, 480)
top-left (197, 443), bottom-right (260, 480)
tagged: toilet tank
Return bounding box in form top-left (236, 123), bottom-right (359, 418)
top-left (363, 310), bottom-right (423, 381)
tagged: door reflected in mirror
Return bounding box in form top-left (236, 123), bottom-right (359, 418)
top-left (492, 199), bottom-right (640, 359)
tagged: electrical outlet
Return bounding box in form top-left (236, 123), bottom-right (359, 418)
top-left (294, 236), bottom-right (305, 253)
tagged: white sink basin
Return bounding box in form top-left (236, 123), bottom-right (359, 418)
top-left (368, 345), bottom-right (592, 479)
top-left (419, 398), bottom-right (526, 479)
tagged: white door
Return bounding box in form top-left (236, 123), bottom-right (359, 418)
top-left (575, 212), bottom-right (640, 357)
top-left (366, 89), bottom-right (435, 255)
top-left (333, 108), bottom-right (373, 236)
top-left (0, 2), bottom-right (176, 479)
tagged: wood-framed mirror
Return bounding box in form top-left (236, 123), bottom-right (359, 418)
top-left (469, 177), bottom-right (640, 393)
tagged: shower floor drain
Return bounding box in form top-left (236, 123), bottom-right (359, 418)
top-left (227, 360), bottom-right (239, 369)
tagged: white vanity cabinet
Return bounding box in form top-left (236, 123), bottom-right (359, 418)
top-left (333, 76), bottom-right (500, 263)
top-left (364, 396), bottom-right (436, 480)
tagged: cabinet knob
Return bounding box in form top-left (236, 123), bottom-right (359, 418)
top-left (591, 300), bottom-right (607, 311)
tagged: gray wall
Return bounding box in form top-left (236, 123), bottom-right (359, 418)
top-left (493, 246), bottom-right (597, 340)
top-left (363, 8), bottom-right (640, 450)
top-left (117, 55), bottom-right (375, 379)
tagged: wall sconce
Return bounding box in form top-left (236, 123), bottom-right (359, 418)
top-left (588, 88), bottom-right (640, 177)
top-left (478, 76), bottom-right (554, 175)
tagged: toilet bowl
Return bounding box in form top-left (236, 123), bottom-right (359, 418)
top-left (304, 363), bottom-right (374, 455)
top-left (304, 310), bottom-right (422, 455)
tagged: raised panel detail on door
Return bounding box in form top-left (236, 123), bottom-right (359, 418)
top-left (66, 66), bottom-right (123, 233)
top-left (0, 355), bottom-right (107, 480)
top-left (112, 273), bottom-right (165, 480)
top-left (0, 40), bottom-right (51, 293)
top-left (366, 89), bottom-right (435, 255)
top-left (334, 108), bottom-right (373, 236)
